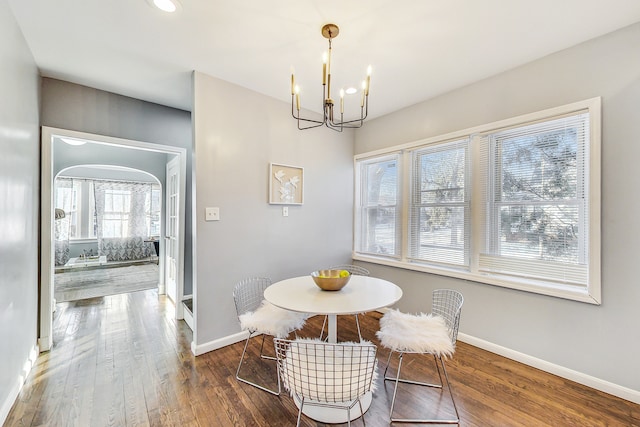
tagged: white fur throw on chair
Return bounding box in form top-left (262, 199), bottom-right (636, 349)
top-left (376, 310), bottom-right (454, 357)
top-left (239, 300), bottom-right (306, 338)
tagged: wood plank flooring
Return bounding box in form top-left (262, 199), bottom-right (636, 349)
top-left (5, 289), bottom-right (639, 426)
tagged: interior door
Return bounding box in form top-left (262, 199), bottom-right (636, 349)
top-left (165, 156), bottom-right (182, 317)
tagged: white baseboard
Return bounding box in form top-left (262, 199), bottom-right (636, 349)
top-left (192, 330), bottom-right (249, 356)
top-left (1, 343), bottom-right (39, 426)
top-left (458, 333), bottom-right (640, 405)
top-left (191, 315), bottom-right (325, 356)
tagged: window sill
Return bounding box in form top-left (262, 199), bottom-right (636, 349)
top-left (352, 253), bottom-right (600, 305)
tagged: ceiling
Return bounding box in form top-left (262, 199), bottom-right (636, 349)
top-left (8, 1), bottom-right (640, 119)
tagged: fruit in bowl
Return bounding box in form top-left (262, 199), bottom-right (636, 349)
top-left (311, 269), bottom-right (351, 291)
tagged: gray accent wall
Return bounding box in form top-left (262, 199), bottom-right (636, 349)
top-left (192, 72), bottom-right (354, 347)
top-left (355, 23), bottom-right (640, 393)
top-left (41, 78), bottom-right (194, 294)
top-left (0, 1), bottom-right (40, 423)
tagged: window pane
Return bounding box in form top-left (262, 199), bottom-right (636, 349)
top-left (418, 148), bottom-right (465, 203)
top-left (414, 206), bottom-right (466, 265)
top-left (362, 207), bottom-right (397, 255)
top-left (498, 204), bottom-right (580, 263)
top-left (365, 160), bottom-right (397, 206)
top-left (499, 127), bottom-right (578, 202)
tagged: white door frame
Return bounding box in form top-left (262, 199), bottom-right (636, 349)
top-left (40, 126), bottom-right (187, 351)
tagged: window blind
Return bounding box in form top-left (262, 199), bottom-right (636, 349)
top-left (408, 139), bottom-right (470, 268)
top-left (478, 111), bottom-right (590, 286)
top-left (356, 154), bottom-right (401, 257)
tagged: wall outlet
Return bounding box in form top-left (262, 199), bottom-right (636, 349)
top-left (205, 207), bottom-right (220, 221)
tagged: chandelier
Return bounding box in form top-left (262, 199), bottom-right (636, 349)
top-left (291, 24), bottom-right (371, 131)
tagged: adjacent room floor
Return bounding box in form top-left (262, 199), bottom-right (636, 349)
top-left (54, 261), bottom-right (159, 302)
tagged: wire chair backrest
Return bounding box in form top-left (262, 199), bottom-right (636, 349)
top-left (233, 277), bottom-right (272, 318)
top-left (432, 289), bottom-right (464, 349)
top-left (329, 264), bottom-right (370, 276)
top-left (274, 339), bottom-right (377, 403)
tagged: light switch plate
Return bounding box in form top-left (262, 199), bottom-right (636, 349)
top-left (205, 207), bottom-right (220, 221)
top-left (282, 206), bottom-right (289, 217)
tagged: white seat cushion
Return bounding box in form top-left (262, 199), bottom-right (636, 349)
top-left (239, 300), bottom-right (306, 338)
top-left (376, 310), bottom-right (454, 357)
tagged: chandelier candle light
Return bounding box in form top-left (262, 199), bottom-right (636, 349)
top-left (291, 23), bottom-right (371, 131)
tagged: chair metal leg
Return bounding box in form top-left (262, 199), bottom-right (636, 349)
top-left (258, 334), bottom-right (276, 361)
top-left (384, 352), bottom-right (442, 388)
top-left (384, 351), bottom-right (459, 424)
top-left (358, 398), bottom-right (366, 426)
top-left (388, 352), bottom-right (404, 420)
top-left (355, 314), bottom-right (363, 342)
top-left (296, 397), bottom-right (305, 427)
top-left (320, 315), bottom-right (328, 341)
top-left (236, 332), bottom-right (281, 395)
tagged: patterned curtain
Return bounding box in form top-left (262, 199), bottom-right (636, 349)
top-left (54, 178), bottom-right (73, 266)
top-left (94, 180), bottom-right (154, 261)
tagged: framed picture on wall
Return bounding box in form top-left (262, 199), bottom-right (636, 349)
top-left (269, 163), bottom-right (304, 205)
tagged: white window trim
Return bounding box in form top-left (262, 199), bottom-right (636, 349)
top-left (353, 97), bottom-right (601, 304)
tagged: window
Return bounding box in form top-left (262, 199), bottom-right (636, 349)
top-left (102, 189), bottom-right (132, 238)
top-left (478, 113), bottom-right (589, 287)
top-left (354, 98), bottom-right (601, 303)
top-left (355, 154), bottom-right (401, 257)
top-left (54, 178), bottom-right (82, 238)
top-left (54, 178), bottom-right (161, 240)
top-left (409, 139), bottom-right (469, 268)
top-left (147, 187), bottom-right (162, 237)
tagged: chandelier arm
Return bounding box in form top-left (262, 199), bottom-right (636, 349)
top-left (291, 95), bottom-right (326, 128)
top-left (327, 104), bottom-right (368, 128)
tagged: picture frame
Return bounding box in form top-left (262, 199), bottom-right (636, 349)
top-left (269, 163), bottom-right (304, 205)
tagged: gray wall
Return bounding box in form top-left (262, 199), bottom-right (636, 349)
top-left (355, 23), bottom-right (640, 392)
top-left (41, 78), bottom-right (194, 294)
top-left (192, 72), bottom-right (354, 347)
top-left (0, 1), bottom-right (40, 423)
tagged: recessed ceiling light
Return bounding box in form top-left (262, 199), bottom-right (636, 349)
top-left (60, 137), bottom-right (86, 146)
top-left (345, 87), bottom-right (358, 95)
top-left (148, 0), bottom-right (181, 13)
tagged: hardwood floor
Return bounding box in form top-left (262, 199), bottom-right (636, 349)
top-left (5, 289), bottom-right (639, 426)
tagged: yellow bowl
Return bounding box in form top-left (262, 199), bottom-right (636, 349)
top-left (311, 269), bottom-right (351, 291)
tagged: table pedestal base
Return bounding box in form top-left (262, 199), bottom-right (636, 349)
top-left (292, 391), bottom-right (372, 423)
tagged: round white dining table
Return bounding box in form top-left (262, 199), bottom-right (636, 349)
top-left (264, 275), bottom-right (403, 424)
top-left (264, 275), bottom-right (403, 343)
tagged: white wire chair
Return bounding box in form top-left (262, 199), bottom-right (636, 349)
top-left (318, 264), bottom-right (371, 342)
top-left (274, 338), bottom-right (378, 427)
top-left (377, 289), bottom-right (464, 424)
top-left (233, 277), bottom-right (307, 395)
